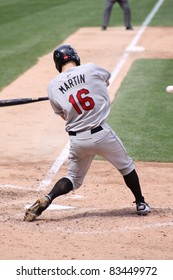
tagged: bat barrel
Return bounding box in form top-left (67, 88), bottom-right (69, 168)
top-left (0, 97), bottom-right (49, 107)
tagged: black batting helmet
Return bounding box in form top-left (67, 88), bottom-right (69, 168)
top-left (53, 45), bottom-right (81, 72)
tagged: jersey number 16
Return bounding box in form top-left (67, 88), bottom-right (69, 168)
top-left (69, 88), bottom-right (95, 114)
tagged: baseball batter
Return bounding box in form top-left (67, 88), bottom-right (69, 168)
top-left (102, 0), bottom-right (133, 30)
top-left (24, 45), bottom-right (150, 222)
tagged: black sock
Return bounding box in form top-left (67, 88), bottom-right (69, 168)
top-left (47, 177), bottom-right (73, 201)
top-left (123, 170), bottom-right (145, 203)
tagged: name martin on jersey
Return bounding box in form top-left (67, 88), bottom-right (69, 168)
top-left (59, 74), bottom-right (85, 94)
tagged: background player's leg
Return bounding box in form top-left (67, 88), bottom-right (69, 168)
top-left (118, 0), bottom-right (132, 29)
top-left (102, 0), bottom-right (115, 30)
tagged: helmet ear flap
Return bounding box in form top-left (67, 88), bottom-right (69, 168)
top-left (55, 63), bottom-right (60, 72)
top-left (53, 52), bottom-right (61, 72)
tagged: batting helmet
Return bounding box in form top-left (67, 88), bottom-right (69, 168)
top-left (53, 45), bottom-right (81, 72)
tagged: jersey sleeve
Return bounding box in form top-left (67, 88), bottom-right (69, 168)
top-left (92, 63), bottom-right (111, 83)
top-left (47, 83), bottom-right (64, 116)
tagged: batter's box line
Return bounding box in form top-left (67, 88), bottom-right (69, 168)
top-left (0, 184), bottom-right (34, 191)
top-left (52, 221), bottom-right (173, 235)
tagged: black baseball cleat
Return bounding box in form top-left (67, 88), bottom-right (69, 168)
top-left (126, 26), bottom-right (133, 30)
top-left (101, 26), bottom-right (107, 31)
top-left (136, 202), bottom-right (150, 215)
top-left (24, 195), bottom-right (51, 222)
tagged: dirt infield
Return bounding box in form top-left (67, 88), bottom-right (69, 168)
top-left (0, 27), bottom-right (173, 260)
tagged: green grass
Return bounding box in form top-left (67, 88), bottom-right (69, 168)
top-left (0, 0), bottom-right (170, 90)
top-left (131, 0), bottom-right (173, 26)
top-left (149, 0), bottom-right (173, 26)
top-left (108, 59), bottom-right (173, 162)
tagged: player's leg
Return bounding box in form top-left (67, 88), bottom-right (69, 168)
top-left (24, 177), bottom-right (73, 222)
top-left (123, 170), bottom-right (150, 215)
top-left (24, 143), bottom-right (94, 221)
top-left (118, 0), bottom-right (132, 29)
top-left (65, 149), bottom-right (95, 190)
top-left (102, 0), bottom-right (116, 30)
top-left (95, 126), bottom-right (150, 215)
top-left (47, 177), bottom-right (73, 201)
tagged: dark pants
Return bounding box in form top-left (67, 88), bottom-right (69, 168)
top-left (102, 0), bottom-right (132, 29)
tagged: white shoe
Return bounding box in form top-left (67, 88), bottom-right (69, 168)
top-left (136, 202), bottom-right (150, 215)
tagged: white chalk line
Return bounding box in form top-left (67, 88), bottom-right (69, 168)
top-left (0, 0), bottom-right (164, 191)
top-left (75, 221), bottom-right (173, 235)
top-left (24, 195), bottom-right (85, 210)
top-left (51, 221), bottom-right (173, 235)
top-left (25, 203), bottom-right (74, 210)
top-left (41, 217), bottom-right (173, 235)
top-left (0, 184), bottom-right (34, 191)
top-left (37, 141), bottom-right (70, 190)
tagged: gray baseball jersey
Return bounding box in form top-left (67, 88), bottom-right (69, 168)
top-left (48, 63), bottom-right (111, 132)
top-left (48, 63), bottom-right (134, 189)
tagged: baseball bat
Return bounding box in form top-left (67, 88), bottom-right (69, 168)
top-left (0, 96), bottom-right (49, 107)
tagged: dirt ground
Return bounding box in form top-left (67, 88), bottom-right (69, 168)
top-left (0, 27), bottom-right (173, 260)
